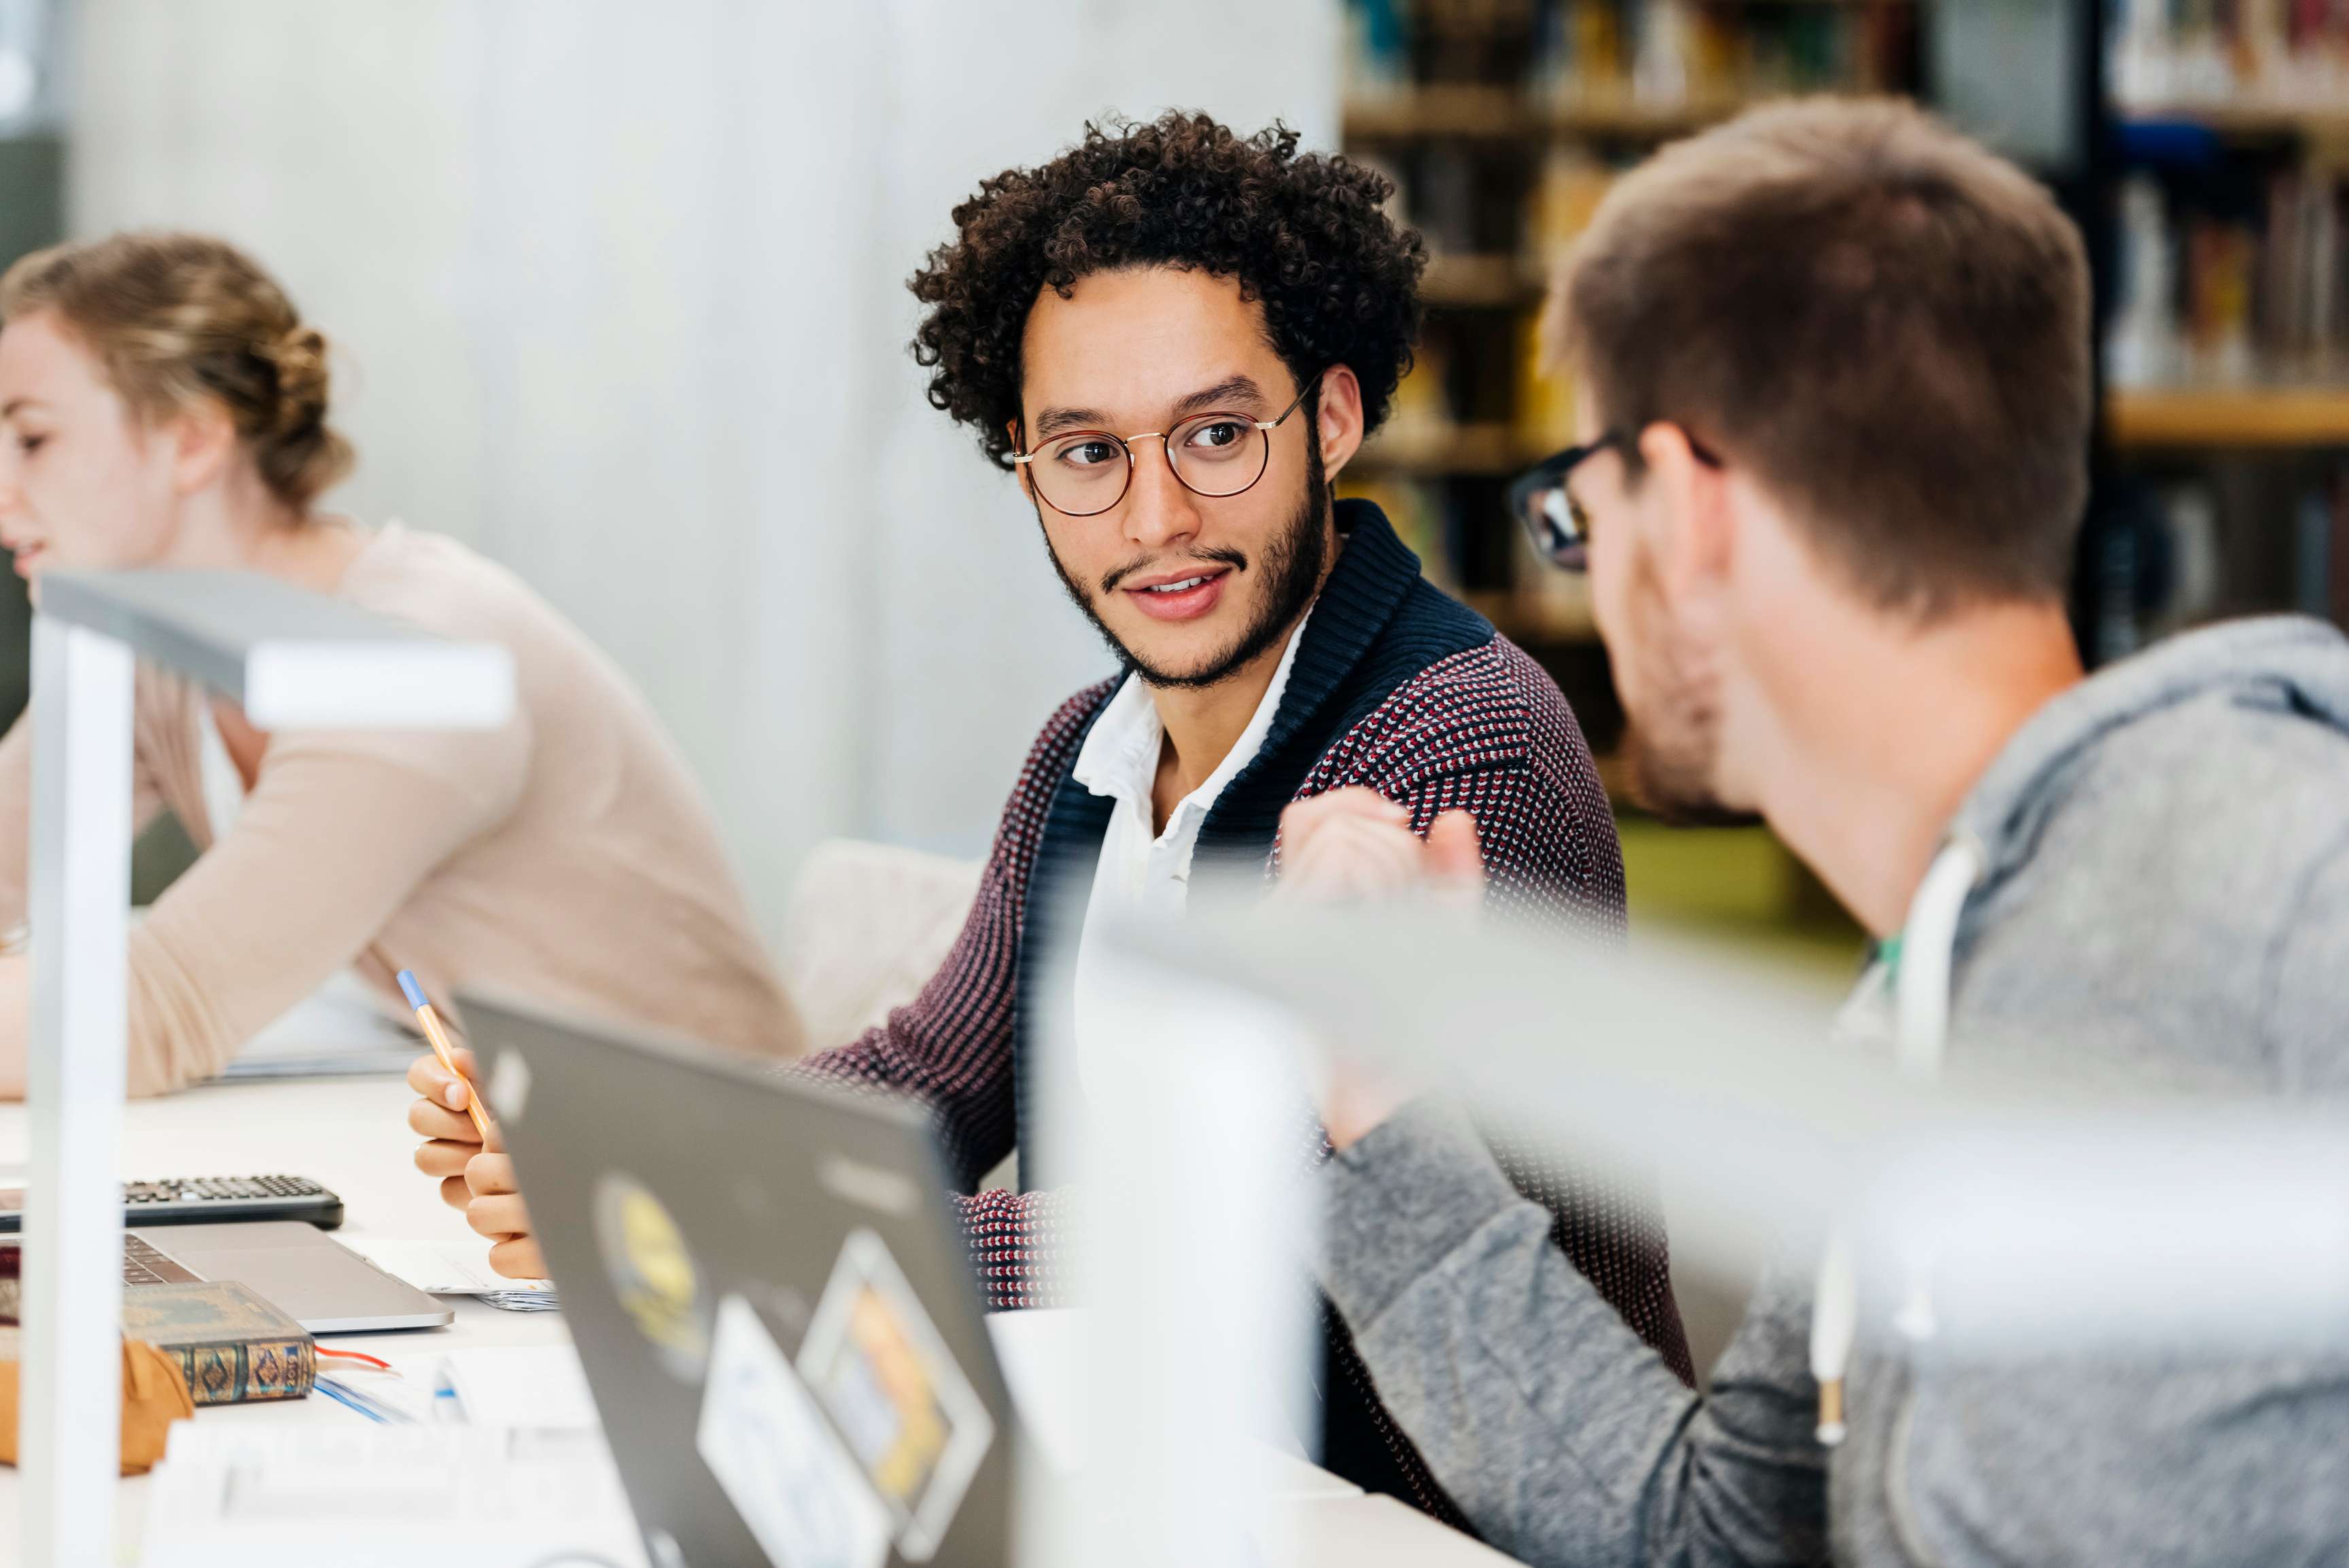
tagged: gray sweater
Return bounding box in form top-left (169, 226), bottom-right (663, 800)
top-left (1319, 616), bottom-right (2349, 1567)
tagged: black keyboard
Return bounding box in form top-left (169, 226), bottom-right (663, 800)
top-left (0, 1174), bottom-right (344, 1234)
top-left (122, 1233), bottom-right (192, 1286)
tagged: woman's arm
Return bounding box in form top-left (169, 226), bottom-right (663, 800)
top-left (0, 718), bottom-right (527, 1098)
top-left (0, 696), bottom-right (171, 933)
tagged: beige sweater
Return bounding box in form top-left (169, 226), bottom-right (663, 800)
top-left (0, 524), bottom-right (807, 1094)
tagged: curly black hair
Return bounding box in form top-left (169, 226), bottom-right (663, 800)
top-left (909, 111), bottom-right (1427, 471)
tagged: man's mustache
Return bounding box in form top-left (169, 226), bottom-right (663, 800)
top-left (1100, 546), bottom-right (1249, 596)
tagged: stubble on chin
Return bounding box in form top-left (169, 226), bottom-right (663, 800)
top-left (1045, 449), bottom-right (1332, 693)
top-left (1619, 582), bottom-right (1745, 826)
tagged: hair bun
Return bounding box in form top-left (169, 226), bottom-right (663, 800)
top-left (265, 324), bottom-right (331, 439)
top-left (0, 231), bottom-right (357, 510)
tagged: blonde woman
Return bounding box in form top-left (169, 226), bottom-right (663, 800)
top-left (0, 232), bottom-right (805, 1107)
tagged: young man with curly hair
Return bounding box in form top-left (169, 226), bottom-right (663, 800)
top-left (412, 111), bottom-right (1690, 1520)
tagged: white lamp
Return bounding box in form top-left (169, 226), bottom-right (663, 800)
top-left (20, 570), bottom-right (512, 1568)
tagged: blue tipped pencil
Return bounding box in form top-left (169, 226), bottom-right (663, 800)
top-left (398, 969), bottom-right (491, 1141)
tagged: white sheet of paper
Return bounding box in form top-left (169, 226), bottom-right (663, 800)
top-left (698, 1293), bottom-right (890, 1568)
top-left (345, 1236), bottom-right (553, 1295)
top-left (139, 1423), bottom-right (645, 1568)
top-left (438, 1344), bottom-right (599, 1431)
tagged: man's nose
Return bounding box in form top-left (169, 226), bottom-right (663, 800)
top-left (1119, 434), bottom-right (1203, 552)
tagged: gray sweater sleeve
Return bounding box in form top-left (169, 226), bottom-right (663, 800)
top-left (1319, 1098), bottom-right (1829, 1568)
top-left (2268, 836), bottom-right (2349, 1092)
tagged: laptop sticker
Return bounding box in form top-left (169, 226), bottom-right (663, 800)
top-left (485, 1046), bottom-right (532, 1124)
top-left (591, 1172), bottom-right (709, 1382)
top-left (698, 1293), bottom-right (890, 1568)
top-left (796, 1228), bottom-right (996, 1562)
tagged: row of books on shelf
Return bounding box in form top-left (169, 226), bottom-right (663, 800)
top-left (2111, 0), bottom-right (2349, 115)
top-left (2109, 461), bottom-right (2349, 661)
top-left (1343, 473), bottom-right (1601, 645)
top-left (2110, 167), bottom-right (2349, 389)
top-left (1346, 0), bottom-right (1915, 106)
top-left (1351, 145), bottom-right (1615, 298)
top-left (1380, 309), bottom-right (1583, 461)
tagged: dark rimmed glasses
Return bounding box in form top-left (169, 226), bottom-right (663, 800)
top-left (1011, 371), bottom-right (1325, 519)
top-left (1508, 428), bottom-right (1722, 572)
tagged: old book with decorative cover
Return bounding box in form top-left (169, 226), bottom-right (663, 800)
top-left (121, 1280), bottom-right (315, 1406)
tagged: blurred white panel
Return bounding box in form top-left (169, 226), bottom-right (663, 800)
top-left (65, 0), bottom-right (1341, 940)
top-left (1047, 954), bottom-right (1321, 1568)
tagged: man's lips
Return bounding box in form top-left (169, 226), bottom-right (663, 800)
top-left (7, 542), bottom-right (41, 577)
top-left (1120, 564), bottom-right (1232, 623)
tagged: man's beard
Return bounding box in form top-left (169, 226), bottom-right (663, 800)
top-left (1618, 559), bottom-right (1745, 825)
top-left (1045, 438), bottom-right (1330, 691)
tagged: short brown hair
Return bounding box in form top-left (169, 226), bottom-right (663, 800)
top-left (0, 232), bottom-right (353, 510)
top-left (1552, 97), bottom-right (2091, 616)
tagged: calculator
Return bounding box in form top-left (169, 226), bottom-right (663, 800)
top-left (0, 1174), bottom-right (344, 1232)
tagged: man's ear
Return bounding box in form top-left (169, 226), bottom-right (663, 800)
top-left (1636, 421), bottom-right (1733, 599)
top-left (1314, 364), bottom-right (1365, 482)
top-left (167, 400), bottom-right (239, 498)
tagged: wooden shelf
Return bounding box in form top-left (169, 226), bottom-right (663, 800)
top-left (1352, 423), bottom-right (1541, 476)
top-left (1422, 254), bottom-right (1549, 309)
top-left (1369, 394), bottom-right (2349, 465)
top-left (1345, 86), bottom-right (1760, 143)
top-left (2108, 386), bottom-right (2349, 449)
top-left (1346, 85), bottom-right (1533, 139)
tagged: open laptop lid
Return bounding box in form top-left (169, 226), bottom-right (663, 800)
top-left (463, 988), bottom-right (1017, 1568)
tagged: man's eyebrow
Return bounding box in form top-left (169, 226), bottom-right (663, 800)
top-left (1, 398), bottom-right (41, 419)
top-left (1030, 374), bottom-right (1268, 442)
top-left (1170, 374), bottom-right (1266, 422)
top-left (1032, 404), bottom-right (1111, 440)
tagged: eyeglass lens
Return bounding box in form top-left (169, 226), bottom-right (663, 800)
top-left (1028, 412), bottom-right (1272, 517)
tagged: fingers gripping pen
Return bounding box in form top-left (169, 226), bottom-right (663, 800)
top-left (398, 969), bottom-right (491, 1143)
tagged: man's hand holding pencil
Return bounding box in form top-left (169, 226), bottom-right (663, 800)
top-left (400, 971), bottom-right (546, 1281)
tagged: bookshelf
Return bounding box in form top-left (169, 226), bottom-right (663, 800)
top-left (2098, 4), bottom-right (2349, 659)
top-left (1336, 0), bottom-right (1930, 712)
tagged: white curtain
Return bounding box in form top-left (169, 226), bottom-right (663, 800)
top-left (66, 0), bottom-right (1337, 938)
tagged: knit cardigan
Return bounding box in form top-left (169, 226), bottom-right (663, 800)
top-left (800, 500), bottom-right (1692, 1522)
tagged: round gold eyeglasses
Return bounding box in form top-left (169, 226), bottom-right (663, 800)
top-left (1011, 371), bottom-right (1324, 519)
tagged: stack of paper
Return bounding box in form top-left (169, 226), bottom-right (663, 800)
top-left (342, 1237), bottom-right (556, 1303)
top-left (141, 1423), bottom-right (645, 1568)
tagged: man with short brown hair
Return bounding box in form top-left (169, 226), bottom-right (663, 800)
top-left (1289, 97), bottom-right (2349, 1566)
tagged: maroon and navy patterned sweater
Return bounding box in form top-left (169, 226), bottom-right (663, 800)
top-left (799, 501), bottom-right (1691, 1524)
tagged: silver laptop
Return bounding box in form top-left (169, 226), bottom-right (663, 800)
top-left (2, 1223), bottom-right (451, 1334)
top-left (126, 1223), bottom-right (451, 1333)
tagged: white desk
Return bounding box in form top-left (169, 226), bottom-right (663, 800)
top-left (0, 1075), bottom-right (1520, 1567)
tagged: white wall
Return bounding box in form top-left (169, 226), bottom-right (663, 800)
top-left (67, 0), bottom-right (1336, 939)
